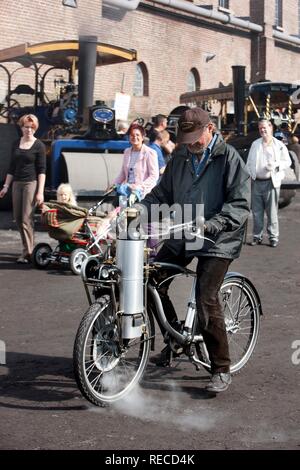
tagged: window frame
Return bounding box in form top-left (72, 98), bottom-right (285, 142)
top-left (133, 62), bottom-right (149, 97)
top-left (275, 0), bottom-right (283, 29)
top-left (187, 68), bottom-right (201, 93)
top-left (218, 0), bottom-right (229, 10)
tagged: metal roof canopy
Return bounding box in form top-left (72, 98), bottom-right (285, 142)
top-left (180, 82), bottom-right (300, 107)
top-left (0, 40), bottom-right (137, 107)
top-left (0, 40), bottom-right (137, 68)
top-left (180, 85), bottom-right (235, 105)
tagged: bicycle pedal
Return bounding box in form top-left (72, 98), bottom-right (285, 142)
top-left (173, 347), bottom-right (183, 355)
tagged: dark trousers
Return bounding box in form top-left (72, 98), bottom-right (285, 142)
top-left (155, 245), bottom-right (231, 373)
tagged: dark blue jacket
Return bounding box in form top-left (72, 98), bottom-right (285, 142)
top-left (141, 134), bottom-right (251, 259)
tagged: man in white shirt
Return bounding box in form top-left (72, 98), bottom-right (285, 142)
top-left (246, 119), bottom-right (291, 247)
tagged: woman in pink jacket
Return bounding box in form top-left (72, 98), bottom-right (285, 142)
top-left (113, 123), bottom-right (159, 205)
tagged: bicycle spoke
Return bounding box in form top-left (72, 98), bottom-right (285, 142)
top-left (74, 297), bottom-right (150, 404)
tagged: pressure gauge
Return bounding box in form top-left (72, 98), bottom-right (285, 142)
top-left (92, 108), bottom-right (114, 123)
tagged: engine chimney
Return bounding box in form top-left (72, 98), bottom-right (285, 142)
top-left (232, 65), bottom-right (246, 135)
top-left (78, 35), bottom-right (98, 123)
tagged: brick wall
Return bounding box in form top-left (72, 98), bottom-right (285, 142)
top-left (193, 0), bottom-right (250, 16)
top-left (99, 4), bottom-right (252, 119)
top-left (282, 0), bottom-right (299, 35)
top-left (0, 0), bottom-right (103, 106)
top-left (0, 0), bottom-right (102, 46)
top-left (1, 0), bottom-right (300, 122)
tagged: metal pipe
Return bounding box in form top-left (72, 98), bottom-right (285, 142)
top-left (292, 121), bottom-right (299, 134)
top-left (244, 97), bottom-right (248, 136)
top-left (103, 0), bottom-right (140, 10)
top-left (266, 93), bottom-right (271, 119)
top-left (0, 64), bottom-right (11, 111)
top-left (78, 35), bottom-right (98, 120)
top-left (229, 16), bottom-right (263, 32)
top-left (249, 95), bottom-right (260, 118)
top-left (153, 0), bottom-right (263, 33)
top-left (232, 65), bottom-right (246, 135)
top-left (148, 284), bottom-right (187, 345)
top-left (288, 97), bottom-right (293, 132)
top-left (104, 0), bottom-right (263, 32)
top-left (273, 30), bottom-right (300, 46)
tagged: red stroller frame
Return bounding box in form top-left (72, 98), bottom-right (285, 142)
top-left (32, 196), bottom-right (113, 275)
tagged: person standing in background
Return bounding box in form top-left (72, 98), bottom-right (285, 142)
top-left (147, 114), bottom-right (168, 143)
top-left (116, 121), bottom-right (129, 140)
top-left (246, 119), bottom-right (291, 248)
top-left (0, 114), bottom-right (46, 263)
top-left (112, 123), bottom-right (159, 206)
top-left (148, 130), bottom-right (168, 176)
top-left (288, 134), bottom-right (300, 163)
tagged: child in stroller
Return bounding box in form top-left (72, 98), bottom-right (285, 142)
top-left (32, 186), bottom-right (116, 274)
top-left (56, 183), bottom-right (77, 206)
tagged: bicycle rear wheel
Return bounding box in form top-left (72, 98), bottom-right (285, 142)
top-left (73, 295), bottom-right (150, 406)
top-left (196, 276), bottom-right (261, 374)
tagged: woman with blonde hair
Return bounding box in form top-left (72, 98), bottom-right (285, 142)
top-left (0, 114), bottom-right (46, 263)
top-left (56, 183), bottom-right (77, 206)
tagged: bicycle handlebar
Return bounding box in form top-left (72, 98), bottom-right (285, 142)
top-left (88, 187), bottom-right (115, 215)
top-left (116, 214), bottom-right (215, 245)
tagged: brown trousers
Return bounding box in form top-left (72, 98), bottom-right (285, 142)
top-left (12, 181), bottom-right (37, 257)
top-left (155, 245), bottom-right (231, 373)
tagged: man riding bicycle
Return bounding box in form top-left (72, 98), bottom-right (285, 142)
top-left (139, 107), bottom-right (251, 393)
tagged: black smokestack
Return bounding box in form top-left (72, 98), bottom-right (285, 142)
top-left (232, 65), bottom-right (246, 135)
top-left (78, 35), bottom-right (97, 122)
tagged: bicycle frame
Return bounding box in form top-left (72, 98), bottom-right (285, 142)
top-left (74, 207), bottom-right (262, 405)
top-left (82, 208), bottom-right (208, 351)
top-left (82, 209), bottom-right (262, 352)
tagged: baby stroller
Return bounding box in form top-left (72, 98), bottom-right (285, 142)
top-left (32, 197), bottom-right (113, 275)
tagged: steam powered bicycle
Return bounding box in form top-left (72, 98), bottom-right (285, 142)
top-left (73, 208), bottom-right (262, 406)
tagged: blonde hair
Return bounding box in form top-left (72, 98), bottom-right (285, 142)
top-left (56, 183), bottom-right (77, 206)
top-left (18, 114), bottom-right (39, 131)
top-left (160, 130), bottom-right (170, 146)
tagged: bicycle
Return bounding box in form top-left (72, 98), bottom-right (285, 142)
top-left (73, 208), bottom-right (262, 406)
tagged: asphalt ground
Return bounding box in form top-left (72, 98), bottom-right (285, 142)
top-left (0, 194), bottom-right (299, 452)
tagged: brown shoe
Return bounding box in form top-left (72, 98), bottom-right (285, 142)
top-left (206, 372), bottom-right (231, 393)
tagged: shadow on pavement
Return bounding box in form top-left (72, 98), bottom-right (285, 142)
top-left (0, 352), bottom-right (85, 411)
top-left (0, 210), bottom-right (46, 232)
top-left (0, 253), bottom-right (74, 275)
top-left (141, 361), bottom-right (213, 400)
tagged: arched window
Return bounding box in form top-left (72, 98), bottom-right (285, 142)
top-left (133, 62), bottom-right (149, 97)
top-left (187, 68), bottom-right (200, 92)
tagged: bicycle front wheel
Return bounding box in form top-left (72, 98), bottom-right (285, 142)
top-left (73, 295), bottom-right (150, 406)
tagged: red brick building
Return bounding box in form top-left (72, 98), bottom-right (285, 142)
top-left (0, 0), bottom-right (300, 121)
